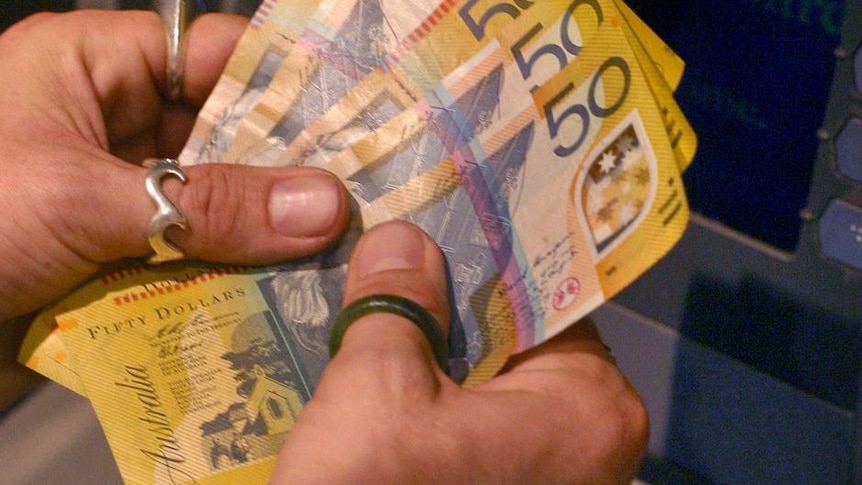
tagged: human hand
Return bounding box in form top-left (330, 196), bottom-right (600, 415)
top-left (0, 11), bottom-right (350, 404)
top-left (271, 221), bottom-right (649, 485)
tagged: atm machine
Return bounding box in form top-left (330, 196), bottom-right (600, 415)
top-left (1, 1), bottom-right (861, 484)
top-left (597, 0), bottom-right (862, 483)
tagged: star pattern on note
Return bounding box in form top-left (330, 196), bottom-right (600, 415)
top-left (616, 133), bottom-right (636, 153)
top-left (581, 124), bottom-right (653, 252)
top-left (598, 151), bottom-right (617, 173)
top-left (633, 166), bottom-right (650, 186)
top-left (596, 202), bottom-right (617, 223)
top-left (588, 178), bottom-right (610, 212)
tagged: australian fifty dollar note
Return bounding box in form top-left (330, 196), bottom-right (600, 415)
top-left (19, 1), bottom-right (695, 483)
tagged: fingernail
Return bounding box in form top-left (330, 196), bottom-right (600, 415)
top-left (269, 174), bottom-right (342, 237)
top-left (357, 222), bottom-right (425, 278)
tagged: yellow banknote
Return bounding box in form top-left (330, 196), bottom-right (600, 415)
top-left (613, 6), bottom-right (697, 172)
top-left (20, 264), bottom-right (253, 397)
top-left (225, 0), bottom-right (647, 168)
top-left (277, 0), bottom-right (619, 178)
top-left (23, 0), bottom-right (694, 392)
top-left (19, 305), bottom-right (84, 395)
top-left (489, 1), bottom-right (694, 173)
top-left (309, 48), bottom-right (543, 382)
top-left (301, 37), bottom-right (580, 378)
top-left (278, 0), bottom-right (686, 173)
top-left (500, 20), bottom-right (689, 344)
top-left (222, 0), bottom-right (454, 165)
top-left (18, 3), bottom-right (697, 482)
top-left (276, 0), bottom-right (693, 177)
top-left (55, 265), bottom-right (330, 484)
top-left (316, 13), bottom-right (691, 351)
top-left (180, 0), bottom-right (323, 165)
top-left (224, 0), bottom-right (611, 189)
top-left (376, 15), bottom-right (690, 350)
top-left (20, 265), bottom-right (163, 396)
top-left (613, 0), bottom-right (685, 90)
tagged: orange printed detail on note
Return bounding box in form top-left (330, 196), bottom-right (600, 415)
top-left (57, 318), bottom-right (78, 330)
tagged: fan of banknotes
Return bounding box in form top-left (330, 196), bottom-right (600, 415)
top-left (19, 0), bottom-right (696, 483)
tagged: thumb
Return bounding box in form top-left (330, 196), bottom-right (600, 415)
top-left (78, 161), bottom-right (352, 265)
top-left (269, 221), bottom-right (452, 484)
top-left (325, 221), bottom-right (451, 389)
top-left (155, 163), bottom-right (351, 263)
top-left (0, 155), bottom-right (351, 321)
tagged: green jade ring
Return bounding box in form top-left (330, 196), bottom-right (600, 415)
top-left (328, 294), bottom-right (451, 376)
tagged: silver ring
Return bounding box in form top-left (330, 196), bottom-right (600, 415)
top-left (143, 158), bottom-right (188, 264)
top-left (158, 0), bottom-right (191, 101)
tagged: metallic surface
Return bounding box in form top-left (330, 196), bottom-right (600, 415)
top-left (143, 158), bottom-right (188, 264)
top-left (156, 0), bottom-right (190, 101)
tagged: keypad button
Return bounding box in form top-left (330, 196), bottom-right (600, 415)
top-left (818, 199), bottom-right (862, 270)
top-left (836, 117), bottom-right (862, 183)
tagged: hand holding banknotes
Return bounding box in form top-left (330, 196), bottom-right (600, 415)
top-left (0, 12), bottom-right (349, 405)
top-left (1, 10), bottom-right (648, 484)
top-left (0, 10), bottom-right (350, 324)
top-left (275, 221), bottom-right (648, 485)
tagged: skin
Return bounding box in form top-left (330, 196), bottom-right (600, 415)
top-left (0, 11), bottom-right (648, 484)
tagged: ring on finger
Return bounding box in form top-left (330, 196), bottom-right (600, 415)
top-left (143, 158), bottom-right (188, 264)
top-left (158, 0), bottom-right (191, 101)
top-left (329, 294), bottom-right (450, 376)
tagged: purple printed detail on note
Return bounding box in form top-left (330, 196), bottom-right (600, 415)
top-left (297, 0), bottom-right (389, 79)
top-left (263, 0), bottom-right (451, 149)
top-left (422, 92), bottom-right (472, 153)
top-left (482, 122), bottom-right (544, 345)
top-left (417, 60), bottom-right (540, 349)
top-left (261, 0), bottom-right (397, 152)
top-left (449, 146), bottom-right (537, 350)
top-left (424, 62), bottom-right (505, 153)
top-left (437, 60), bottom-right (542, 348)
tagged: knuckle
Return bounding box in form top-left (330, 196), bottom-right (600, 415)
top-left (626, 390), bottom-right (650, 445)
top-left (181, 166), bottom-right (246, 244)
top-left (602, 368), bottom-right (649, 443)
top-left (596, 373), bottom-right (650, 475)
top-left (612, 386), bottom-right (650, 458)
top-left (558, 354), bottom-right (650, 464)
top-left (628, 397), bottom-right (651, 461)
